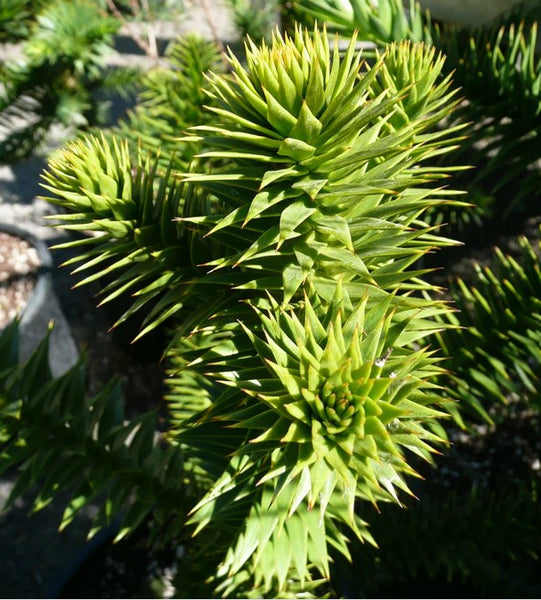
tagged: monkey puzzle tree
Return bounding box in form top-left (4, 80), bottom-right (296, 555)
top-left (1, 25), bottom-right (466, 597)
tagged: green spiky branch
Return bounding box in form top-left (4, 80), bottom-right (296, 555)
top-left (0, 0), bottom-right (121, 162)
top-left (168, 28), bottom-right (463, 594)
top-left (291, 0), bottom-right (541, 228)
top-left (0, 320), bottom-right (191, 546)
top-left (41, 134), bottom-right (208, 340)
top-left (179, 28), bottom-right (464, 302)
top-left (435, 235), bottom-right (541, 424)
top-left (170, 281), bottom-right (450, 594)
top-left (24, 25), bottom-right (467, 596)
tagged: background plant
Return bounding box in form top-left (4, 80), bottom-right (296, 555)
top-left (436, 235), bottom-right (541, 423)
top-left (0, 0), bottom-right (139, 163)
top-left (0, 319), bottom-right (198, 543)
top-left (112, 33), bottom-right (224, 173)
top-left (0, 0), bottom-right (49, 42)
top-left (340, 480), bottom-right (541, 598)
top-left (99, 0), bottom-right (186, 59)
top-left (226, 0), bottom-right (280, 42)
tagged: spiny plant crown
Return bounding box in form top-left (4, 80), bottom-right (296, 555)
top-left (34, 24), bottom-right (467, 597)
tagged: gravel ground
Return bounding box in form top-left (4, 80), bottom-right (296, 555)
top-left (0, 231), bottom-right (40, 328)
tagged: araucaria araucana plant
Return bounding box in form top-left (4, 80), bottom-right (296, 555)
top-left (112, 34), bottom-right (225, 173)
top-left (0, 0), bottom-right (131, 162)
top-left (435, 235), bottom-right (541, 423)
top-left (2, 25), bottom-right (467, 597)
top-left (291, 0), bottom-right (541, 232)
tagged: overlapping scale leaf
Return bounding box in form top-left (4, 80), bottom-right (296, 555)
top-left (248, 285), bottom-right (446, 501)
top-left (182, 281), bottom-right (450, 589)
top-left (40, 133), bottom-right (211, 339)
top-left (180, 25), bottom-right (464, 305)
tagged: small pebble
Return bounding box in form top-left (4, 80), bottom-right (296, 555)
top-left (0, 231), bottom-right (41, 328)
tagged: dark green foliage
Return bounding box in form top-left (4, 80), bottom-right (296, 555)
top-left (113, 34), bottom-right (225, 172)
top-left (342, 482), bottom-right (541, 598)
top-left (433, 15), bottom-right (541, 219)
top-left (343, 390), bottom-right (541, 598)
top-left (0, 0), bottom-right (122, 163)
top-left (0, 320), bottom-right (190, 546)
top-left (0, 0), bottom-right (45, 42)
top-left (436, 235), bottom-right (541, 423)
